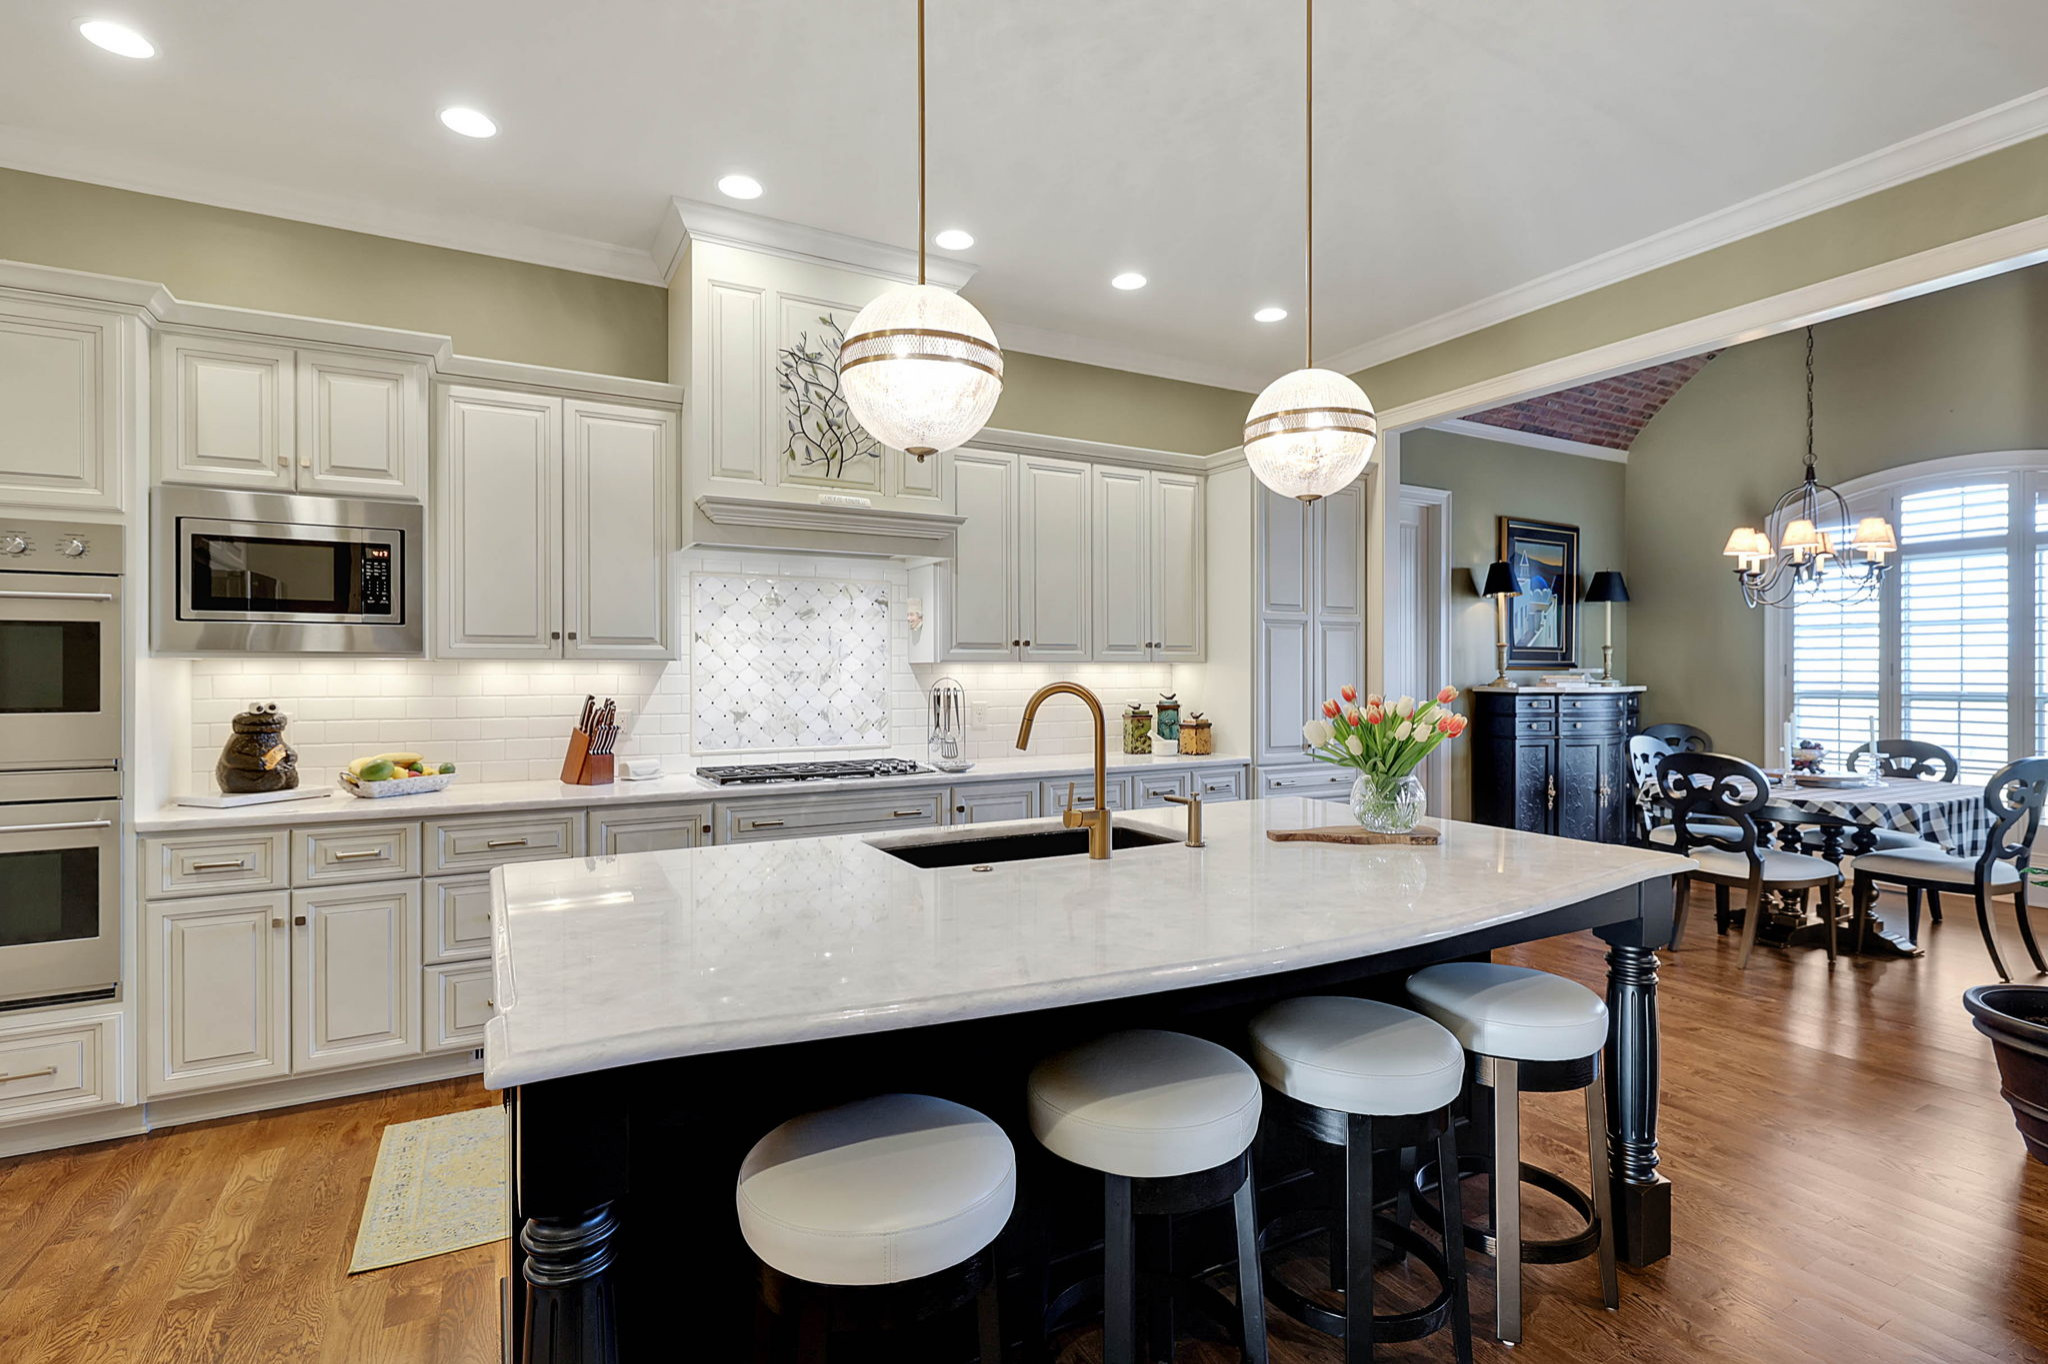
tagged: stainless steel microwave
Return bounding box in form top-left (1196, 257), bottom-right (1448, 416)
top-left (153, 487), bottom-right (423, 654)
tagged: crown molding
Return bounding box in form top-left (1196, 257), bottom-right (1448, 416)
top-left (660, 198), bottom-right (976, 290)
top-left (994, 319), bottom-right (1264, 393)
top-left (1427, 418), bottom-right (1629, 464)
top-left (0, 127), bottom-right (666, 286)
top-left (968, 426), bottom-right (1211, 473)
top-left (695, 494), bottom-right (964, 542)
top-left (1324, 87), bottom-right (2048, 377)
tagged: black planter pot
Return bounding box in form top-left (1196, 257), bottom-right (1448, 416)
top-left (1963, 985), bottom-right (2048, 1164)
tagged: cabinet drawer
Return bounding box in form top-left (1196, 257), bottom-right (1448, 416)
top-left (1043, 775), bottom-right (1133, 813)
top-left (1517, 695), bottom-right (1557, 712)
top-left (0, 1011), bottom-right (122, 1123)
top-left (144, 830), bottom-right (289, 898)
top-left (1195, 768), bottom-right (1246, 802)
top-left (426, 812), bottom-right (582, 875)
top-left (424, 961), bottom-right (495, 1052)
top-left (1516, 718), bottom-right (1558, 737)
top-left (293, 822), bottom-right (418, 884)
top-left (721, 790), bottom-right (945, 843)
top-left (425, 874), bottom-right (494, 963)
top-left (588, 803), bottom-right (714, 855)
top-left (1260, 766), bottom-right (1353, 802)
top-left (1132, 771), bottom-right (1191, 808)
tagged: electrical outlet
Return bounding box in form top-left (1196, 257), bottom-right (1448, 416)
top-left (970, 701), bottom-right (989, 729)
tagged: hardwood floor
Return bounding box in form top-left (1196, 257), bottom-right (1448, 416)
top-left (5, 887), bottom-right (2048, 1363)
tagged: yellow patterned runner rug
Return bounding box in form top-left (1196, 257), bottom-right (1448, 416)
top-left (349, 1105), bottom-right (508, 1273)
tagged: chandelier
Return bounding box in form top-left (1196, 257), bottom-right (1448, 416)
top-left (1242, 0), bottom-right (1378, 503)
top-left (1724, 327), bottom-right (1895, 609)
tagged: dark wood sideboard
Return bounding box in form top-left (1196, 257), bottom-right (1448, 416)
top-left (1471, 687), bottom-right (1641, 844)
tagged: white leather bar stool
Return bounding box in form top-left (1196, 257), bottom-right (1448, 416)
top-left (1028, 1029), bottom-right (1267, 1364)
top-left (736, 1093), bottom-right (1016, 1361)
top-left (1247, 996), bottom-right (1474, 1364)
top-left (1405, 963), bottom-right (1619, 1346)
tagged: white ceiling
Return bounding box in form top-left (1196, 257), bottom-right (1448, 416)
top-left (4, 2), bottom-right (2047, 390)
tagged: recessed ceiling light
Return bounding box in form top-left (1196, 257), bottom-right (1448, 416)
top-left (1111, 272), bottom-right (1147, 291)
top-left (78, 20), bottom-right (155, 59)
top-left (439, 107), bottom-right (497, 139)
top-left (1254, 306), bottom-right (1288, 323)
top-left (718, 174), bottom-right (764, 200)
top-left (933, 229), bottom-right (974, 251)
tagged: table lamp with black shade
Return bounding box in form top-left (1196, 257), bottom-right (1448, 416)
top-left (1584, 570), bottom-right (1629, 683)
top-left (1482, 559), bottom-right (1519, 687)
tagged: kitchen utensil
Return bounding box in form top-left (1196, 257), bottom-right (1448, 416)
top-left (926, 676), bottom-right (973, 773)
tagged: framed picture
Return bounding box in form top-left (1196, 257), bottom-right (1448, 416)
top-left (1498, 517), bottom-right (1579, 669)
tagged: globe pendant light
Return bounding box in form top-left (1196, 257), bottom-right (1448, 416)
top-left (839, 0), bottom-right (1003, 461)
top-left (1244, 0), bottom-right (1377, 503)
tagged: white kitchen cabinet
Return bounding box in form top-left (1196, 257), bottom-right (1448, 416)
top-left (157, 334), bottom-right (296, 491)
top-left (1132, 769), bottom-right (1192, 808)
top-left (721, 790), bottom-right (945, 843)
top-left (425, 875), bottom-right (494, 962)
top-left (564, 399), bottom-right (675, 659)
top-left (424, 962), bottom-right (495, 1052)
top-left (158, 334), bottom-right (428, 499)
top-left (145, 891), bottom-right (292, 1096)
top-left (437, 383), bottom-right (675, 660)
top-left (0, 1010), bottom-right (124, 1123)
top-left (945, 448), bottom-right (1019, 660)
top-left (1253, 480), bottom-right (1365, 768)
top-left (588, 803), bottom-right (715, 854)
top-left (295, 349), bottom-right (427, 499)
top-left (1091, 466), bottom-right (1205, 662)
top-left (0, 297), bottom-right (130, 511)
top-left (1044, 775), bottom-right (1133, 813)
top-left (1016, 455), bottom-right (1092, 660)
top-left (949, 781), bottom-right (1040, 825)
top-left (291, 882), bottom-right (422, 1073)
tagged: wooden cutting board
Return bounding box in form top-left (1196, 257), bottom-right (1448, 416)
top-left (1266, 824), bottom-right (1442, 846)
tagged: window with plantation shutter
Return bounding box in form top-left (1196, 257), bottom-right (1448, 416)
top-left (1898, 552), bottom-right (2007, 778)
top-left (1788, 591), bottom-right (1878, 762)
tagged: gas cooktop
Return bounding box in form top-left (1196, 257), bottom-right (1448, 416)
top-left (694, 758), bottom-right (930, 786)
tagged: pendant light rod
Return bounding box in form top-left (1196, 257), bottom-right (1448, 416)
top-left (1304, 0), bottom-right (1314, 370)
top-left (917, 0), bottom-right (928, 287)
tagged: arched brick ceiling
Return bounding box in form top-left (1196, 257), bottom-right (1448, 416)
top-left (1463, 353), bottom-right (1718, 451)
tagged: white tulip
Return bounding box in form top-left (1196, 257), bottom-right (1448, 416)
top-left (1394, 720), bottom-right (1413, 741)
top-left (1414, 703), bottom-right (1439, 727)
top-left (1302, 719), bottom-right (1333, 747)
top-left (1394, 695), bottom-right (1416, 718)
top-left (1346, 734), bottom-right (1364, 755)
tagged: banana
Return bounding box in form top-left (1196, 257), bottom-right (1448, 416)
top-left (347, 756), bottom-right (375, 777)
top-left (371, 751), bottom-right (424, 767)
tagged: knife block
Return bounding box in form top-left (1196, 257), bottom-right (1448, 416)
top-left (559, 730), bottom-right (615, 785)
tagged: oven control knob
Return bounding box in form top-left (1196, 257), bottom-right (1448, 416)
top-left (0, 534), bottom-right (27, 556)
top-left (56, 536), bottom-right (88, 558)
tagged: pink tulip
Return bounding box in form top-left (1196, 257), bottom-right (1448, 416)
top-left (1367, 693), bottom-right (1384, 707)
top-left (1364, 706), bottom-right (1385, 725)
top-left (1444, 715), bottom-right (1468, 737)
top-left (1322, 698), bottom-right (1340, 718)
top-left (1436, 715), bottom-right (1455, 734)
top-left (1341, 684), bottom-right (1358, 703)
top-left (1345, 708), bottom-right (1362, 726)
top-left (1436, 686), bottom-right (1458, 705)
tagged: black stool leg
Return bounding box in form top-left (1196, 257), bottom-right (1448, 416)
top-left (977, 1280), bottom-right (1002, 1364)
top-left (792, 1286), bottom-right (828, 1363)
top-left (1344, 1112), bottom-right (1375, 1364)
top-left (1928, 887), bottom-right (1944, 923)
top-left (1105, 1174), bottom-right (1137, 1364)
top-left (1232, 1172), bottom-right (1269, 1364)
top-left (1433, 1116), bottom-right (1474, 1364)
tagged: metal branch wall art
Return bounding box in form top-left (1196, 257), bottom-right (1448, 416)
top-left (780, 315), bottom-right (882, 480)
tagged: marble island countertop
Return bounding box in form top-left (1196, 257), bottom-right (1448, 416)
top-left (133, 749), bottom-right (1251, 833)
top-left (482, 796), bottom-right (1693, 1089)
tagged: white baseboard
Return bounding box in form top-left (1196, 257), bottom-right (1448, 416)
top-left (0, 1050), bottom-right (486, 1159)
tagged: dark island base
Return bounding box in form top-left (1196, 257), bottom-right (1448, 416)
top-left (507, 881), bottom-right (1677, 1364)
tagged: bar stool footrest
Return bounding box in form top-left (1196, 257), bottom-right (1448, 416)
top-left (1412, 1154), bottom-right (1602, 1265)
top-left (1258, 1207), bottom-right (1455, 1346)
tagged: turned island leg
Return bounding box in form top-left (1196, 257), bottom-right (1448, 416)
top-left (512, 1078), bottom-right (629, 1364)
top-left (1595, 880), bottom-right (1674, 1268)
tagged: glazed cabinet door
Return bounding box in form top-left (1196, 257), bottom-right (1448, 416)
top-left (291, 882), bottom-right (422, 1073)
top-left (295, 349), bottom-right (427, 500)
top-left (1150, 471), bottom-right (1206, 661)
top-left (1091, 465), bottom-right (1152, 662)
top-left (436, 385), bottom-right (563, 658)
top-left (950, 781), bottom-right (1040, 825)
top-left (145, 891), bottom-right (292, 1096)
top-left (0, 298), bottom-right (127, 510)
top-left (588, 804), bottom-right (714, 854)
top-left (1312, 482), bottom-right (1366, 699)
top-left (945, 448), bottom-right (1018, 659)
top-left (156, 333), bottom-right (297, 490)
top-left (563, 398), bottom-right (675, 659)
top-left (1016, 454), bottom-right (1092, 660)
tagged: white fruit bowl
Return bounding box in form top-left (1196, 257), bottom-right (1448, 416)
top-left (339, 771), bottom-right (457, 800)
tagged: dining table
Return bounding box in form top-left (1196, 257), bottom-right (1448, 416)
top-left (1754, 774), bottom-right (1990, 959)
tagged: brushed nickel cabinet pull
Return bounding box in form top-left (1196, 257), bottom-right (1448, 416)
top-left (749, 819), bottom-right (785, 829)
top-left (330, 849), bottom-right (384, 862)
top-left (485, 838), bottom-right (529, 849)
top-left (0, 590), bottom-right (115, 603)
top-left (0, 1067), bottom-right (58, 1084)
top-left (191, 859), bottom-right (248, 872)
top-left (891, 809), bottom-right (925, 818)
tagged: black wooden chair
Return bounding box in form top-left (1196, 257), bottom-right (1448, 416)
top-left (1629, 733), bottom-right (1739, 847)
top-left (1641, 723), bottom-right (1712, 753)
top-left (1844, 739), bottom-right (1960, 783)
top-left (1850, 758), bottom-right (2048, 981)
top-left (1651, 752), bottom-right (1842, 966)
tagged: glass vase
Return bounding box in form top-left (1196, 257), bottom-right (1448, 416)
top-left (1350, 772), bottom-right (1426, 833)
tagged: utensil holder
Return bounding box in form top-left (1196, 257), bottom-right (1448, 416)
top-left (560, 731), bottom-right (615, 785)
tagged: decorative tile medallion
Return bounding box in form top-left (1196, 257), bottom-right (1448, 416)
top-left (691, 572), bottom-right (893, 752)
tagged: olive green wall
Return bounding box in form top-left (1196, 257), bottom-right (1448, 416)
top-left (0, 168), bottom-right (670, 379)
top-left (992, 351), bottom-right (1250, 455)
top-left (1356, 133), bottom-right (2048, 413)
top-left (1624, 262), bottom-right (2048, 759)
top-left (1401, 426), bottom-right (1630, 815)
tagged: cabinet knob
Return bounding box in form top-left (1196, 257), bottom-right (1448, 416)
top-left (277, 455), bottom-right (289, 467)
top-left (550, 631), bottom-right (561, 640)
top-left (1022, 639), bottom-right (1031, 647)
top-left (568, 631), bottom-right (578, 641)
top-left (293, 914), bottom-right (308, 926)
top-left (300, 458), bottom-right (311, 469)
top-left (271, 917), bottom-right (284, 928)
top-left (1010, 640), bottom-right (1020, 647)
top-left (955, 805), bottom-right (966, 814)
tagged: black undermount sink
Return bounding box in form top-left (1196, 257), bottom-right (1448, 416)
top-left (877, 824), bottom-right (1180, 869)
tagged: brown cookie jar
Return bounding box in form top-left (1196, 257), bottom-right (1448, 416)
top-left (216, 702), bottom-right (299, 794)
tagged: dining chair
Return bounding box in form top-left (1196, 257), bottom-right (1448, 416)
top-left (1845, 739), bottom-right (1960, 783)
top-left (1849, 758), bottom-right (2048, 982)
top-left (1650, 752), bottom-right (1842, 966)
top-left (1629, 733), bottom-right (1741, 847)
top-left (1641, 723), bottom-right (1712, 753)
